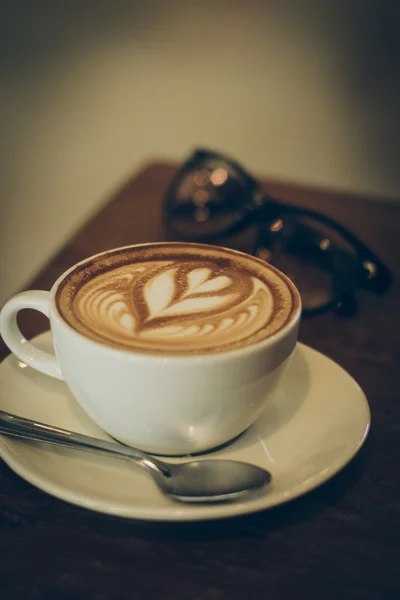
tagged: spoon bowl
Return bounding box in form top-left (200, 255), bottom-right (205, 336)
top-left (153, 459), bottom-right (271, 503)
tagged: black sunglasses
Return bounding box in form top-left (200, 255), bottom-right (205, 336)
top-left (163, 148), bottom-right (392, 316)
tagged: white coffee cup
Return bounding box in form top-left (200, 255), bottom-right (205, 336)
top-left (0, 244), bottom-right (301, 455)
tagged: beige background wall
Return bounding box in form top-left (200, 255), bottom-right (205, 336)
top-left (1, 1), bottom-right (399, 303)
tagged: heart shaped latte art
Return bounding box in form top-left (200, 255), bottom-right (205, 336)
top-left (71, 259), bottom-right (282, 352)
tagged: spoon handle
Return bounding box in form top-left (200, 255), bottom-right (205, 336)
top-left (0, 410), bottom-right (166, 472)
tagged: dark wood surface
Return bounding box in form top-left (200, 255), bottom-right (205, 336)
top-left (1, 163), bottom-right (399, 600)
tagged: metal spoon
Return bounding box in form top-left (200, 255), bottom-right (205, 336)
top-left (0, 410), bottom-right (271, 503)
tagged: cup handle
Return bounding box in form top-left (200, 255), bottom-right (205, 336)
top-left (0, 291), bottom-right (64, 380)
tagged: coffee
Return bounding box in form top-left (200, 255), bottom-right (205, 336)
top-left (56, 243), bottom-right (299, 354)
top-left (2, 241), bottom-right (301, 453)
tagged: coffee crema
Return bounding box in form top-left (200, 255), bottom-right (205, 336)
top-left (56, 243), bottom-right (299, 354)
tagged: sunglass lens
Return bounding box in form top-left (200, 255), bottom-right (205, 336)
top-left (165, 159), bottom-right (251, 239)
top-left (255, 216), bottom-right (360, 312)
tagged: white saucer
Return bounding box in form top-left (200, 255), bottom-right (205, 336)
top-left (0, 332), bottom-right (370, 522)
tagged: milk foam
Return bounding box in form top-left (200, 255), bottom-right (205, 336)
top-left (56, 244), bottom-right (298, 354)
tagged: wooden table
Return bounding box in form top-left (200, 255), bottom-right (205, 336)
top-left (1, 163), bottom-right (399, 599)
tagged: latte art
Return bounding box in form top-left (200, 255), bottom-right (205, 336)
top-left (73, 261), bottom-right (273, 350)
top-left (56, 244), bottom-right (299, 354)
